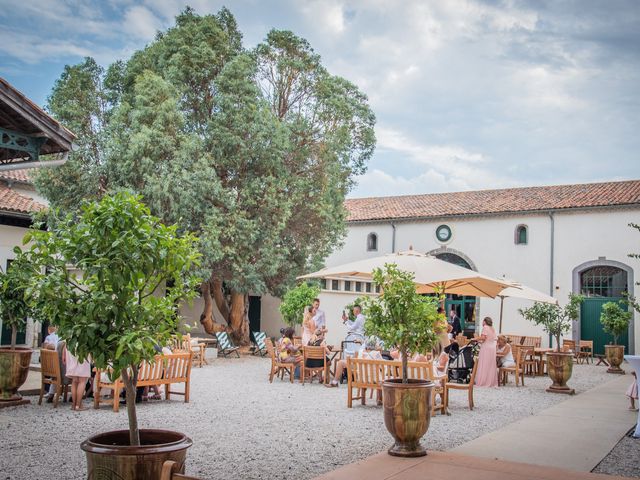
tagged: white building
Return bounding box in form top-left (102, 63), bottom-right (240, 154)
top-left (303, 180), bottom-right (640, 354)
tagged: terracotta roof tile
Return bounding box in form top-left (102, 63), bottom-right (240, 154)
top-left (0, 169), bottom-right (33, 184)
top-left (0, 184), bottom-right (45, 215)
top-left (346, 180), bottom-right (640, 222)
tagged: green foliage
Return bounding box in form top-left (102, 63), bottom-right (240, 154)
top-left (362, 264), bottom-right (439, 383)
top-left (37, 8), bottom-right (376, 334)
top-left (279, 283), bottom-right (320, 326)
top-left (25, 192), bottom-right (201, 443)
top-left (600, 302), bottom-right (631, 346)
top-left (519, 294), bottom-right (583, 352)
top-left (0, 251), bottom-right (38, 348)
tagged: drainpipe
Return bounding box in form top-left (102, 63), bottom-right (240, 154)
top-left (549, 211), bottom-right (555, 348)
top-left (391, 222), bottom-right (396, 253)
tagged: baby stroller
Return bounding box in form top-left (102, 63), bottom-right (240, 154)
top-left (447, 340), bottom-right (478, 384)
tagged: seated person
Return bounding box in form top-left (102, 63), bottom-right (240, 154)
top-left (42, 325), bottom-right (59, 350)
top-left (431, 343), bottom-right (449, 383)
top-left (279, 327), bottom-right (302, 365)
top-left (496, 335), bottom-right (515, 368)
top-left (325, 346), bottom-right (383, 388)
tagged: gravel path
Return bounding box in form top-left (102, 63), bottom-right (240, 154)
top-left (593, 429), bottom-right (640, 478)
top-left (0, 357), bottom-right (616, 480)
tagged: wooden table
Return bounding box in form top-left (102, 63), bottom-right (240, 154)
top-left (533, 347), bottom-right (553, 376)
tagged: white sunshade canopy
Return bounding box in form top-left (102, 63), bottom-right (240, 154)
top-left (299, 250), bottom-right (514, 298)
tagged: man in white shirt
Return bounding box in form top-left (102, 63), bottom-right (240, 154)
top-left (42, 326), bottom-right (60, 402)
top-left (312, 298), bottom-right (327, 332)
top-left (342, 305), bottom-right (366, 337)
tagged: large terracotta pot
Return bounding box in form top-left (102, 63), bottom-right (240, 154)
top-left (382, 379), bottom-right (434, 457)
top-left (81, 429), bottom-right (192, 480)
top-left (605, 345), bottom-right (625, 374)
top-left (546, 351), bottom-right (575, 395)
top-left (0, 347), bottom-right (33, 401)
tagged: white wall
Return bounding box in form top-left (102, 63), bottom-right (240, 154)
top-left (324, 207), bottom-right (640, 351)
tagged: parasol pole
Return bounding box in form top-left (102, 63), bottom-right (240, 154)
top-left (498, 296), bottom-right (504, 333)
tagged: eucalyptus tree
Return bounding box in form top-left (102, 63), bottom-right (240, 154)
top-left (36, 7), bottom-right (376, 344)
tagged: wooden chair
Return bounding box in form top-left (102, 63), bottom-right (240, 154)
top-left (562, 339), bottom-right (576, 358)
top-left (577, 340), bottom-right (593, 364)
top-left (499, 346), bottom-right (530, 386)
top-left (293, 336), bottom-right (303, 347)
top-left (215, 332), bottom-right (240, 358)
top-left (161, 461), bottom-right (203, 480)
top-left (38, 348), bottom-right (70, 407)
top-left (301, 346), bottom-right (327, 384)
top-left (444, 358), bottom-right (478, 410)
top-left (171, 334), bottom-right (207, 368)
top-left (265, 338), bottom-right (295, 383)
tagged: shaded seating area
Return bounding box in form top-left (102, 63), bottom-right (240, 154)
top-left (215, 332), bottom-right (240, 358)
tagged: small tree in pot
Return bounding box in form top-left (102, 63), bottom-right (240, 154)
top-left (27, 192), bottom-right (201, 479)
top-left (600, 301), bottom-right (631, 374)
top-left (520, 293), bottom-right (583, 394)
top-left (0, 251), bottom-right (37, 402)
top-left (363, 264), bottom-right (439, 457)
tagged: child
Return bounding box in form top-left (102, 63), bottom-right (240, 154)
top-left (42, 325), bottom-right (59, 350)
top-left (627, 371), bottom-right (638, 411)
top-left (62, 344), bottom-right (91, 411)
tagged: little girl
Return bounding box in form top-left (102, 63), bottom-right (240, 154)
top-left (63, 345), bottom-right (91, 411)
top-left (627, 371), bottom-right (638, 411)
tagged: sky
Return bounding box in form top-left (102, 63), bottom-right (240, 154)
top-left (1, 0), bottom-right (639, 198)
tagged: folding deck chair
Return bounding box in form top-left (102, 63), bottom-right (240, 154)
top-left (251, 331), bottom-right (267, 357)
top-left (215, 332), bottom-right (240, 358)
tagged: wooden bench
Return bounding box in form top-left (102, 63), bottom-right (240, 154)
top-left (94, 352), bottom-right (192, 412)
top-left (346, 357), bottom-right (437, 409)
top-left (161, 461), bottom-right (203, 480)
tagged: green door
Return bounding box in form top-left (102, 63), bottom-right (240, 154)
top-left (580, 298), bottom-right (629, 355)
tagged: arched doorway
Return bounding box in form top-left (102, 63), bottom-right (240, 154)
top-left (432, 250), bottom-right (477, 335)
top-left (574, 262), bottom-right (632, 355)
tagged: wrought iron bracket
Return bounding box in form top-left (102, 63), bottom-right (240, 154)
top-left (0, 126), bottom-right (47, 162)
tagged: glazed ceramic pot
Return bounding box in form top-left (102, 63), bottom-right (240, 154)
top-left (605, 345), bottom-right (625, 374)
top-left (0, 347), bottom-right (33, 401)
top-left (546, 351), bottom-right (575, 395)
top-left (382, 379), bottom-right (434, 457)
top-left (81, 429), bottom-right (192, 480)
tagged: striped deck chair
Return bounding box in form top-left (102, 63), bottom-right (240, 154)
top-left (215, 332), bottom-right (240, 358)
top-left (252, 331), bottom-right (267, 357)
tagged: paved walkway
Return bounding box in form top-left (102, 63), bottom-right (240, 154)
top-left (315, 373), bottom-right (637, 480)
top-left (452, 374), bottom-right (635, 472)
top-left (314, 451), bottom-right (631, 480)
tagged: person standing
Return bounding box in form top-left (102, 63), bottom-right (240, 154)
top-left (63, 345), bottom-right (91, 411)
top-left (301, 305), bottom-right (315, 346)
top-left (341, 304), bottom-right (366, 337)
top-left (449, 309), bottom-right (462, 337)
top-left (475, 317), bottom-right (498, 387)
top-left (312, 298), bottom-right (327, 333)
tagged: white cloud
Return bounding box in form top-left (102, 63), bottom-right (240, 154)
top-left (299, 0), bottom-right (346, 34)
top-left (123, 5), bottom-right (163, 40)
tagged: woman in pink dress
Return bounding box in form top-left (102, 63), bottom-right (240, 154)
top-left (63, 344), bottom-right (91, 411)
top-left (474, 317), bottom-right (498, 387)
top-left (301, 305), bottom-right (316, 346)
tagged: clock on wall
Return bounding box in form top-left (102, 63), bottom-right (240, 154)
top-left (436, 224), bottom-right (452, 242)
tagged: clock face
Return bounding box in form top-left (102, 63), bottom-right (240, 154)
top-left (436, 225), bottom-right (451, 242)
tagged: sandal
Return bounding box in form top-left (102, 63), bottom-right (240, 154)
top-left (151, 394), bottom-right (162, 400)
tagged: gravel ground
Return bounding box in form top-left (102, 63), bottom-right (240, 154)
top-left (593, 429), bottom-right (640, 478)
top-left (0, 357), bottom-right (617, 480)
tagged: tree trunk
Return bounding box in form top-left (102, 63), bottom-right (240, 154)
top-left (401, 347), bottom-right (408, 384)
top-left (121, 366), bottom-right (140, 446)
top-left (10, 324), bottom-right (17, 349)
top-left (211, 278), bottom-right (230, 322)
top-left (200, 278), bottom-right (226, 335)
top-left (228, 292), bottom-right (250, 346)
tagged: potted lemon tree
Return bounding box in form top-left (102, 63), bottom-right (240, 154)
top-left (363, 264), bottom-right (439, 457)
top-left (27, 192), bottom-right (200, 480)
top-left (600, 302), bottom-right (631, 374)
top-left (0, 251), bottom-right (37, 405)
top-left (520, 293), bottom-right (583, 394)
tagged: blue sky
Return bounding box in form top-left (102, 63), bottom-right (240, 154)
top-left (1, 0), bottom-right (639, 198)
